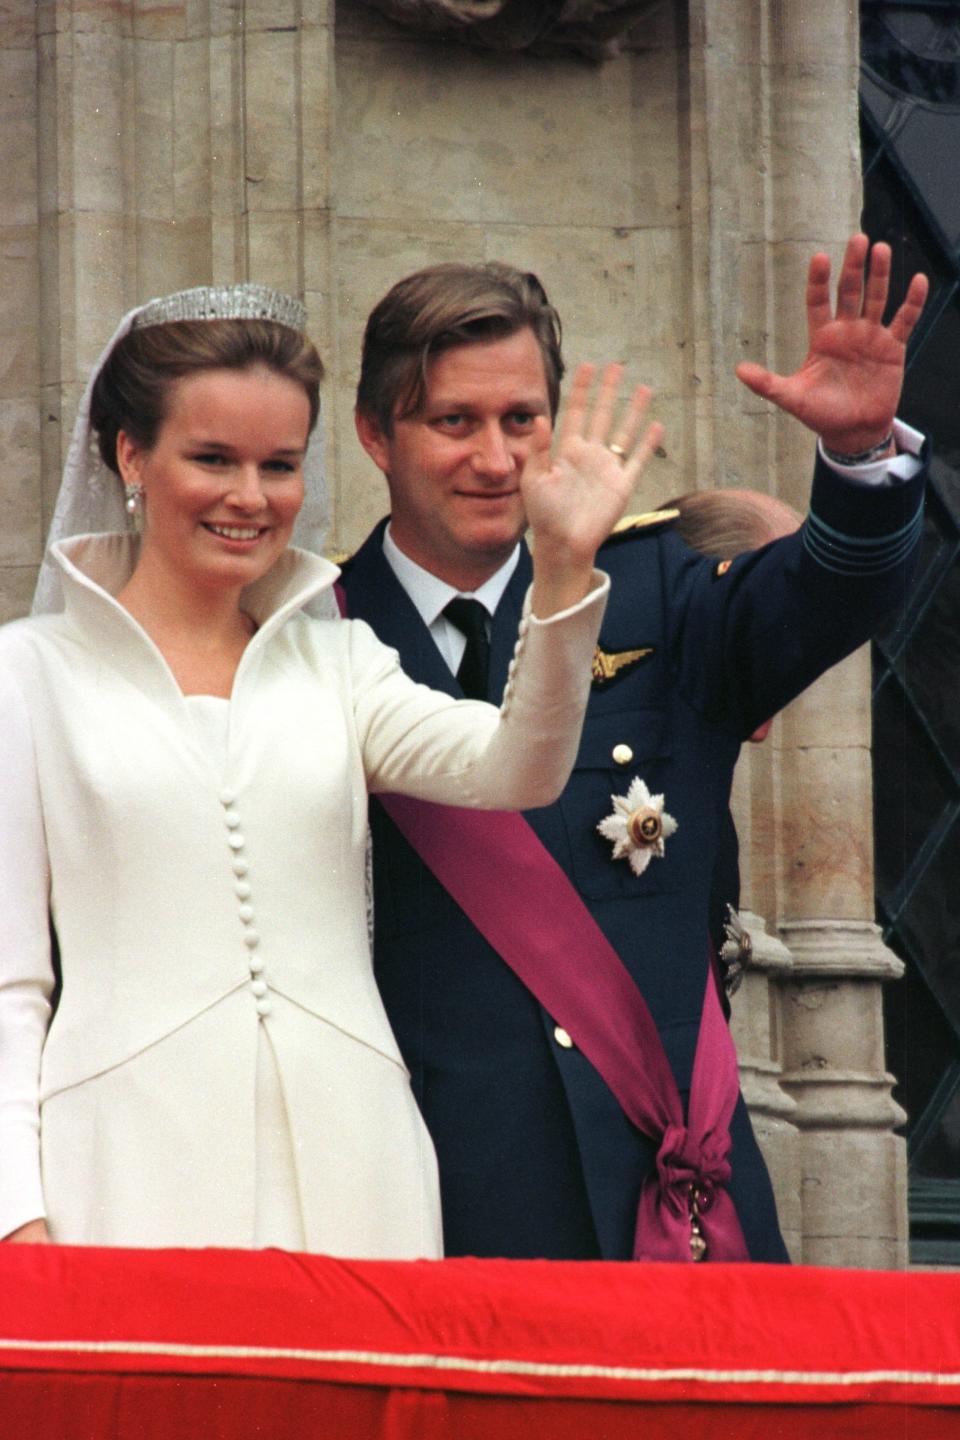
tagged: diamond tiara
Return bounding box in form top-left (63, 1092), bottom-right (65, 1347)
top-left (132, 284), bottom-right (307, 333)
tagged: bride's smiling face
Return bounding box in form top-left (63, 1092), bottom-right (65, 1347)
top-left (117, 364), bottom-right (311, 596)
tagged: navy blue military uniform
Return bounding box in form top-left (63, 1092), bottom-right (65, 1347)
top-left (342, 454), bottom-right (926, 1262)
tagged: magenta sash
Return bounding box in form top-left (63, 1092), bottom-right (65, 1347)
top-left (338, 586), bottom-right (748, 1261)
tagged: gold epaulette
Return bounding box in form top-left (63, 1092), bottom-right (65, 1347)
top-left (601, 509), bottom-right (679, 546)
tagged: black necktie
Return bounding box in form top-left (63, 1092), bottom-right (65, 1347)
top-left (443, 597), bottom-right (490, 701)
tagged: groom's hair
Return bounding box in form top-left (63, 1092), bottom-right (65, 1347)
top-left (357, 261), bottom-right (564, 433)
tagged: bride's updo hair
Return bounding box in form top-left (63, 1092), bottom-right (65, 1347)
top-left (90, 318), bottom-right (324, 476)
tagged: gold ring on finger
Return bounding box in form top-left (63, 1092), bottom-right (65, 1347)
top-left (608, 443), bottom-right (627, 459)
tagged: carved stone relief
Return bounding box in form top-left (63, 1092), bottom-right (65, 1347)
top-left (359, 0), bottom-right (669, 61)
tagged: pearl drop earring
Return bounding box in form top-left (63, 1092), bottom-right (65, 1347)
top-left (124, 483), bottom-right (144, 525)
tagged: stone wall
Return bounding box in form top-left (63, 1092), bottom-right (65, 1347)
top-left (0, 1), bottom-right (43, 622)
top-left (0, 0), bottom-right (335, 621)
top-left (1, 0), bottom-right (908, 1265)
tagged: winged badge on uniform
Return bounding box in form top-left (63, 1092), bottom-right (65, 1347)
top-left (591, 645), bottom-right (653, 688)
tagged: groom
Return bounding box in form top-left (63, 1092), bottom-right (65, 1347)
top-left (341, 239), bottom-right (928, 1261)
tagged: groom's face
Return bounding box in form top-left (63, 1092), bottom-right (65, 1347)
top-left (356, 326), bottom-right (551, 591)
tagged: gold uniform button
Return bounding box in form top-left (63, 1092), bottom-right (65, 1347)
top-left (612, 743), bottom-right (634, 766)
top-left (553, 1025), bottom-right (575, 1049)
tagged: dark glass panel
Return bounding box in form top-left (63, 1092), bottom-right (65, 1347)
top-left (896, 531), bottom-right (960, 758)
top-left (929, 455), bottom-right (960, 532)
top-left (899, 305), bottom-right (960, 473)
top-left (862, 10), bottom-right (960, 102)
top-left (910, 1068), bottom-right (960, 1179)
top-left (896, 811), bottom-right (960, 1038)
top-left (861, 119), bottom-right (882, 178)
top-left (872, 673), bottom-right (956, 907)
top-left (872, 501), bottom-right (954, 654)
top-left (860, 144), bottom-right (954, 291)
top-left (860, 67), bottom-right (901, 131)
top-left (886, 103), bottom-right (960, 254)
top-left (883, 951), bottom-right (960, 1145)
top-left (864, 0), bottom-right (960, 1260)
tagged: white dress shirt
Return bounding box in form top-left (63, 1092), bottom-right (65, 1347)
top-left (382, 525), bottom-right (521, 676)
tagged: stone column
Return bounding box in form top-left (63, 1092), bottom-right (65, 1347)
top-left (687, 0), bottom-right (907, 1264)
top-left (753, 2), bottom-right (908, 1267)
top-left (727, 908), bottom-right (801, 1259)
top-left (0, 2), bottom-right (43, 621)
top-left (685, 0), bottom-right (805, 1249)
top-left (778, 920), bottom-right (907, 1268)
top-left (31, 0), bottom-right (334, 579)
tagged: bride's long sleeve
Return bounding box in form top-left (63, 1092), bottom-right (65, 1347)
top-left (353, 571), bottom-right (609, 809)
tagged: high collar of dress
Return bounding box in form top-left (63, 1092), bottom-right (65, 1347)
top-left (47, 534), bottom-right (340, 719)
top-left (52, 532), bottom-right (340, 644)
